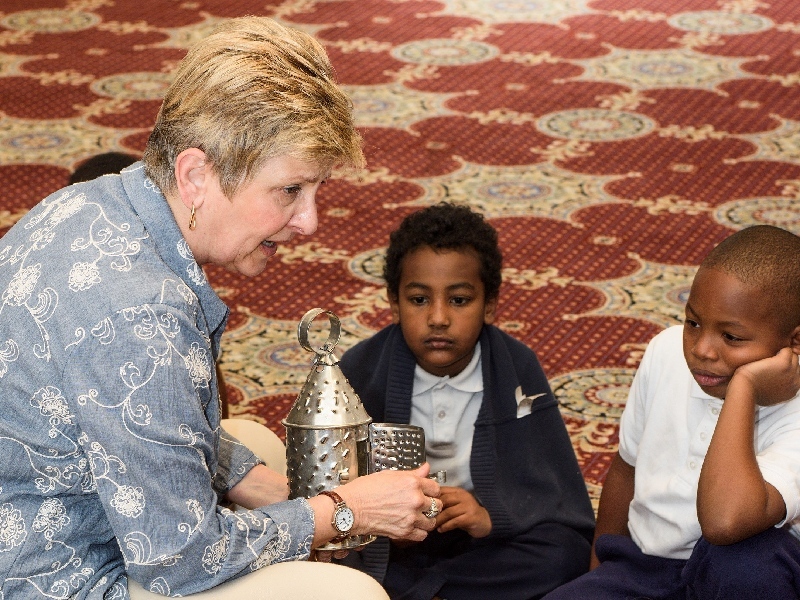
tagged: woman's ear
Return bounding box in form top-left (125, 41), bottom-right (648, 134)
top-left (173, 148), bottom-right (209, 209)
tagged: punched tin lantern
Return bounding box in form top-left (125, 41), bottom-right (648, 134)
top-left (282, 308), bottom-right (374, 550)
top-left (283, 308), bottom-right (431, 551)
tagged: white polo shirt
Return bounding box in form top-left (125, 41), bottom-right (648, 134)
top-left (619, 325), bottom-right (800, 559)
top-left (410, 343), bottom-right (483, 491)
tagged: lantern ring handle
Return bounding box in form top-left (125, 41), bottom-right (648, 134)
top-left (297, 308), bottom-right (341, 356)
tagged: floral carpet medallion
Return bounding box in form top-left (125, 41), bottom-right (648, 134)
top-left (389, 161), bottom-right (634, 222)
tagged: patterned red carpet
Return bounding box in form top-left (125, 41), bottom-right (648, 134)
top-left (2, 0), bottom-right (800, 508)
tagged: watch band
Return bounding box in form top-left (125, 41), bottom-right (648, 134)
top-left (318, 490), bottom-right (350, 543)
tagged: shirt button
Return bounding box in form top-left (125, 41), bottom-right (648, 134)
top-left (689, 461), bottom-right (697, 469)
top-left (437, 410), bottom-right (446, 419)
top-left (711, 407), bottom-right (720, 415)
top-left (700, 432), bottom-right (707, 440)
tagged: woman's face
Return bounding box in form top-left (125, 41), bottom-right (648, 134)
top-left (195, 154), bottom-right (330, 277)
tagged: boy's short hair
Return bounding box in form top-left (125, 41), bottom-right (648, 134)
top-left (143, 16), bottom-right (364, 198)
top-left (701, 224), bottom-right (800, 330)
top-left (384, 202), bottom-right (503, 300)
top-left (70, 152), bottom-right (138, 184)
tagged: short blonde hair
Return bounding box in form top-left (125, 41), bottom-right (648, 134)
top-left (143, 16), bottom-right (364, 197)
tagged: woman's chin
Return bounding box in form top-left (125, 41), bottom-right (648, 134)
top-left (218, 255), bottom-right (269, 278)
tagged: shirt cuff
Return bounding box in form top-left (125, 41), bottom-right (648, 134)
top-left (759, 460), bottom-right (800, 527)
top-left (254, 497), bottom-right (316, 561)
top-left (214, 428), bottom-right (264, 493)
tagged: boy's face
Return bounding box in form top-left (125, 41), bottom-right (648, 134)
top-left (682, 267), bottom-right (800, 399)
top-left (389, 246), bottom-right (497, 378)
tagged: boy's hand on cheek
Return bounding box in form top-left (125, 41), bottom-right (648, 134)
top-left (732, 347), bottom-right (800, 406)
top-left (435, 486), bottom-right (492, 538)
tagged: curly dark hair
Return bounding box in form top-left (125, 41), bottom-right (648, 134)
top-left (384, 202), bottom-right (503, 300)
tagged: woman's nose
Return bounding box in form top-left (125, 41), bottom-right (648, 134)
top-left (292, 196), bottom-right (318, 236)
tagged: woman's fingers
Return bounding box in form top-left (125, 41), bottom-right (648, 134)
top-left (338, 469), bottom-right (441, 539)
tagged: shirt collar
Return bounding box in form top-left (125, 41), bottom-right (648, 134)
top-left (121, 162), bottom-right (229, 334)
top-left (689, 378), bottom-right (724, 409)
top-left (414, 342), bottom-right (483, 395)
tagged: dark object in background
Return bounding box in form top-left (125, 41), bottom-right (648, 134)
top-left (69, 152), bottom-right (139, 184)
top-left (68, 150), bottom-right (230, 419)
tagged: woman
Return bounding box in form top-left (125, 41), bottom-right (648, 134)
top-left (0, 17), bottom-right (440, 599)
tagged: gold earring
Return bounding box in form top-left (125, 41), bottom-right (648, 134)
top-left (189, 205), bottom-right (196, 230)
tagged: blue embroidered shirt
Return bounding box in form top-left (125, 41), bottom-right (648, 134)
top-left (0, 163), bottom-right (314, 598)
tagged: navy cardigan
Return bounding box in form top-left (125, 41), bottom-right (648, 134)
top-left (338, 324), bottom-right (595, 595)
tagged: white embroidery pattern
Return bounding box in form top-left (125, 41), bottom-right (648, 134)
top-left (123, 531), bottom-right (182, 567)
top-left (251, 522), bottom-right (292, 570)
top-left (48, 568), bottom-right (95, 599)
top-left (30, 386), bottom-right (74, 438)
top-left (0, 339), bottom-right (19, 378)
top-left (85, 441), bottom-right (146, 518)
top-left (0, 503), bottom-right (27, 552)
top-left (110, 485), bottom-right (145, 519)
top-left (177, 240), bottom-right (207, 287)
top-left (178, 499), bottom-right (204, 541)
top-left (148, 577), bottom-right (172, 596)
top-left (0, 189), bottom-right (144, 371)
top-left (185, 342), bottom-right (212, 390)
top-left (68, 199), bottom-right (141, 279)
top-left (67, 262), bottom-right (101, 291)
top-left (202, 533), bottom-right (230, 574)
top-left (32, 498), bottom-right (70, 547)
top-left (1, 495), bottom-right (91, 598)
top-left (3, 264), bottom-right (41, 306)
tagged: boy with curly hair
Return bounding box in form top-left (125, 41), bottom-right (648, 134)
top-left (339, 203), bottom-right (595, 600)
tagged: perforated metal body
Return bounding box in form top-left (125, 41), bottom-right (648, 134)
top-left (368, 423), bottom-right (426, 472)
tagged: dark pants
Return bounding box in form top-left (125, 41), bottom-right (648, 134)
top-left (383, 523), bottom-right (591, 600)
top-left (542, 528), bottom-right (800, 600)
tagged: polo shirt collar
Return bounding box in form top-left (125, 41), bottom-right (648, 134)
top-left (414, 342), bottom-right (484, 395)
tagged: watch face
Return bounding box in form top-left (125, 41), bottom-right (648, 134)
top-left (334, 507), bottom-right (354, 533)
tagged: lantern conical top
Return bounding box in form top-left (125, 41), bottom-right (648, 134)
top-left (282, 308), bottom-right (372, 429)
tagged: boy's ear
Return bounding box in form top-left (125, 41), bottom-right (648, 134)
top-left (483, 296), bottom-right (498, 325)
top-left (791, 324), bottom-right (800, 354)
top-left (388, 292), bottom-right (400, 324)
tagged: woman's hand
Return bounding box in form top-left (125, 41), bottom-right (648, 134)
top-left (434, 486), bottom-right (492, 538)
top-left (308, 463), bottom-right (441, 547)
top-left (342, 463), bottom-right (442, 540)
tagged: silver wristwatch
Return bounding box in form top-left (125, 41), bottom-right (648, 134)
top-left (318, 490), bottom-right (354, 542)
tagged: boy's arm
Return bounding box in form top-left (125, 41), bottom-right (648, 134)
top-left (591, 451), bottom-right (635, 569)
top-left (697, 347), bottom-right (800, 545)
